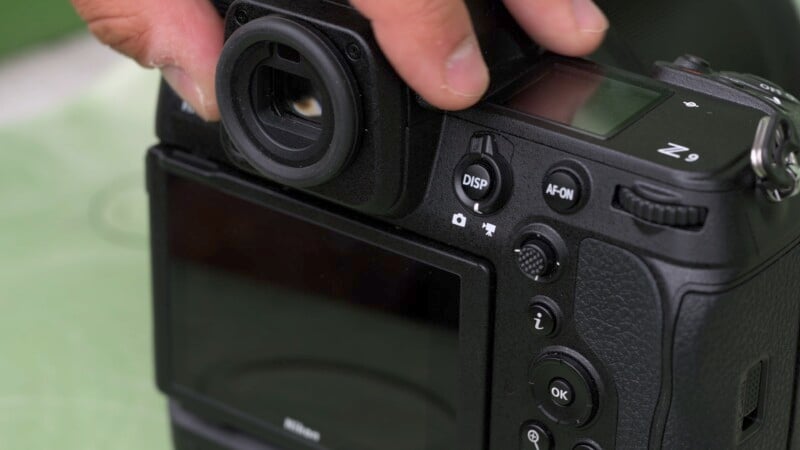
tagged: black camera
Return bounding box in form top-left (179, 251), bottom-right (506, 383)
top-left (148, 1), bottom-right (800, 449)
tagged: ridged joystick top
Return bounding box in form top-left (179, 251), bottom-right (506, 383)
top-left (517, 239), bottom-right (557, 281)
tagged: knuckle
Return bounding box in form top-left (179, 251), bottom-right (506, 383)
top-left (399, 0), bottom-right (457, 25)
top-left (355, 0), bottom-right (460, 27)
top-left (76, 3), bottom-right (153, 65)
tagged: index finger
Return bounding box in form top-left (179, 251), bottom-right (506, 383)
top-left (351, 0), bottom-right (490, 110)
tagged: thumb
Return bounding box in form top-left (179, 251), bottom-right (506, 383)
top-left (351, 0), bottom-right (489, 111)
top-left (72, 0), bottom-right (224, 121)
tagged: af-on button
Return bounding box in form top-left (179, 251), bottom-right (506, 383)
top-left (542, 163), bottom-right (589, 214)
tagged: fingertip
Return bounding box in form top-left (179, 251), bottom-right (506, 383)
top-left (505, 0), bottom-right (608, 57)
top-left (444, 36), bottom-right (490, 102)
top-left (354, 0), bottom-right (489, 111)
top-left (374, 24), bottom-right (489, 111)
top-left (74, 0), bottom-right (224, 121)
top-left (544, 28), bottom-right (607, 57)
top-left (571, 0), bottom-right (609, 33)
top-left (150, 0), bottom-right (223, 121)
top-left (162, 66), bottom-right (220, 122)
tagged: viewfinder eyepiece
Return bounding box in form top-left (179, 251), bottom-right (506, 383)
top-left (217, 15), bottom-right (361, 187)
top-left (276, 71), bottom-right (323, 122)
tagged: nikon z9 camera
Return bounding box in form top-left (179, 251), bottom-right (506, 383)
top-left (148, 0), bottom-right (800, 449)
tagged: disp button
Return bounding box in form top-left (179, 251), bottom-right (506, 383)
top-left (460, 163), bottom-right (494, 201)
top-left (453, 133), bottom-right (513, 215)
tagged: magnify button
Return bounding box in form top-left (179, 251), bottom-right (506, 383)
top-left (521, 423), bottom-right (553, 450)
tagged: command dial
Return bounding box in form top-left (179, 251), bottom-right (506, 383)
top-left (617, 186), bottom-right (708, 228)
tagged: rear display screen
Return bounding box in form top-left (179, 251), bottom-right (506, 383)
top-left (504, 64), bottom-right (665, 137)
top-left (164, 177), bottom-right (461, 450)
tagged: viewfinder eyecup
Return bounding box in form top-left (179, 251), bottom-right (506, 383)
top-left (216, 15), bottom-right (361, 187)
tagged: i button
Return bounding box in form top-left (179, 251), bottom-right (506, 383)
top-left (529, 300), bottom-right (559, 338)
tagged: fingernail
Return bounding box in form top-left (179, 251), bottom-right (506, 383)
top-left (572, 0), bottom-right (609, 33)
top-left (445, 36), bottom-right (489, 99)
top-left (161, 66), bottom-right (219, 121)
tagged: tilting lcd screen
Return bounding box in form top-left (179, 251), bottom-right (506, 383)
top-left (165, 176), bottom-right (461, 450)
top-left (505, 64), bottom-right (665, 137)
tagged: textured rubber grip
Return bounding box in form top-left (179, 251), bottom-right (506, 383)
top-left (574, 239), bottom-right (662, 450)
top-left (663, 243), bottom-right (800, 448)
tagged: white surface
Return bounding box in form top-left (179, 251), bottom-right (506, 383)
top-left (0, 33), bottom-right (123, 124)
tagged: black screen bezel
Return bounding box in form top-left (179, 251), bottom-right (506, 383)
top-left (147, 147), bottom-right (494, 450)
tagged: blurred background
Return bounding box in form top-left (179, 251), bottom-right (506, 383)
top-left (0, 1), bottom-right (169, 449)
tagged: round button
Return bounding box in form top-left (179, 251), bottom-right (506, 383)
top-left (521, 423), bottom-right (553, 450)
top-left (529, 353), bottom-right (599, 427)
top-left (529, 303), bottom-right (557, 337)
top-left (573, 444), bottom-right (601, 450)
top-left (543, 169), bottom-right (582, 213)
top-left (548, 378), bottom-right (575, 407)
top-left (673, 54), bottom-right (712, 73)
top-left (460, 163), bottom-right (493, 201)
top-left (453, 134), bottom-right (512, 215)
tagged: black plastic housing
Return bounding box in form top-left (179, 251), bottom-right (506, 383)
top-left (150, 1), bottom-right (800, 449)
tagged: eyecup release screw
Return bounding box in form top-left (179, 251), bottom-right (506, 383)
top-left (346, 43), bottom-right (362, 61)
top-left (234, 9), bottom-right (249, 26)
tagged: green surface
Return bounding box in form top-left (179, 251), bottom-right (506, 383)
top-left (0, 62), bottom-right (169, 449)
top-left (0, 1), bottom-right (84, 60)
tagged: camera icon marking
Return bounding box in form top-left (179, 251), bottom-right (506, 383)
top-left (451, 213), bottom-right (467, 228)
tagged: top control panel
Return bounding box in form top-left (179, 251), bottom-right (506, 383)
top-left (480, 56), bottom-right (794, 192)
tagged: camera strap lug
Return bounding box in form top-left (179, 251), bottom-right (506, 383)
top-left (750, 115), bottom-right (800, 202)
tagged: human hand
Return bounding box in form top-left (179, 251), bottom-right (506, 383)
top-left (72, 0), bottom-right (607, 121)
top-left (352, 0), bottom-right (608, 110)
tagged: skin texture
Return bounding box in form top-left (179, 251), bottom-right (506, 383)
top-left (71, 0), bottom-right (608, 121)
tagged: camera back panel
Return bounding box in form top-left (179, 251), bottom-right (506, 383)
top-left (151, 1), bottom-right (800, 449)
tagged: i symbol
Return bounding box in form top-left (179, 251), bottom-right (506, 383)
top-left (533, 312), bottom-right (544, 331)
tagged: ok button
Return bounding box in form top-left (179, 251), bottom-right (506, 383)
top-left (548, 378), bottom-right (574, 407)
